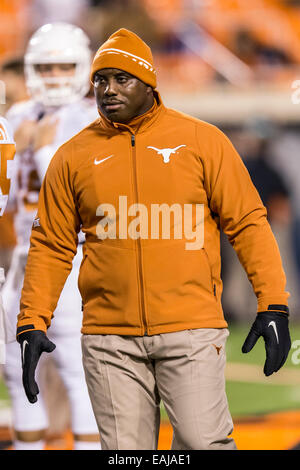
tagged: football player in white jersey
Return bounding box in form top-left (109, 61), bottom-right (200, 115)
top-left (0, 116), bottom-right (16, 364)
top-left (2, 22), bottom-right (100, 450)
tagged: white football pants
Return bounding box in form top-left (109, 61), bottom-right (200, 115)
top-left (4, 336), bottom-right (98, 434)
top-left (2, 244), bottom-right (98, 435)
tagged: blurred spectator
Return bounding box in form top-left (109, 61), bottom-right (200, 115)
top-left (0, 57), bottom-right (28, 113)
top-left (243, 139), bottom-right (291, 225)
top-left (268, 127), bottom-right (300, 291)
top-left (220, 122), bottom-right (298, 323)
top-left (30, 0), bottom-right (89, 29)
top-left (232, 29), bottom-right (293, 67)
top-left (82, 0), bottom-right (163, 53)
top-left (0, 0), bottom-right (30, 60)
top-left (88, 0), bottom-right (110, 5)
top-left (158, 30), bottom-right (185, 54)
top-left (281, 0), bottom-right (300, 7)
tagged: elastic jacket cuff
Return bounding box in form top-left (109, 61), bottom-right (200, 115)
top-left (258, 304), bottom-right (289, 316)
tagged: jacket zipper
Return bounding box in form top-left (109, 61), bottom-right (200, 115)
top-left (131, 134), bottom-right (148, 335)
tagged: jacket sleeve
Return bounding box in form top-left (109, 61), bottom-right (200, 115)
top-left (199, 124), bottom-right (289, 313)
top-left (17, 142), bottom-right (81, 336)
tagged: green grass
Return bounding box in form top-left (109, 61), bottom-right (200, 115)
top-left (226, 323), bottom-right (300, 366)
top-left (226, 381), bottom-right (300, 418)
top-left (159, 323), bottom-right (300, 422)
top-left (225, 322), bottom-right (300, 419)
top-left (0, 372), bottom-right (10, 404)
top-left (1, 324), bottom-right (300, 422)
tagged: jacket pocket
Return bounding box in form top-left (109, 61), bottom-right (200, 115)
top-left (202, 248), bottom-right (217, 300)
top-left (78, 252), bottom-right (88, 299)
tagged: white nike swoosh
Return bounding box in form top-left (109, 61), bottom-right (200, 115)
top-left (22, 340), bottom-right (29, 365)
top-left (268, 321), bottom-right (279, 344)
top-left (94, 155), bottom-right (114, 165)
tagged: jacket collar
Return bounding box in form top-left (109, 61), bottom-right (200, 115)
top-left (98, 91), bottom-right (165, 135)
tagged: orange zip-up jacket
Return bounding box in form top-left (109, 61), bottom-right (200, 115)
top-left (17, 94), bottom-right (289, 336)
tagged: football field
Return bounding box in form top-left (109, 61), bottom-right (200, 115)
top-left (1, 323), bottom-right (300, 450)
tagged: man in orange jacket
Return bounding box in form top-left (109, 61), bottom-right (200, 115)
top-left (16, 29), bottom-right (291, 450)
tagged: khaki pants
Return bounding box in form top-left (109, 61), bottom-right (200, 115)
top-left (81, 328), bottom-right (236, 450)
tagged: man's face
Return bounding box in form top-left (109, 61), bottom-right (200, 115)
top-left (34, 63), bottom-right (76, 87)
top-left (93, 68), bottom-right (153, 123)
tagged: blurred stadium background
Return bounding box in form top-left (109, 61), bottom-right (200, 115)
top-left (1, 0), bottom-right (300, 450)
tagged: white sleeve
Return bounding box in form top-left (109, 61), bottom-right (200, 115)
top-left (33, 144), bottom-right (60, 182)
top-left (0, 116), bottom-right (15, 144)
top-left (5, 107), bottom-right (24, 135)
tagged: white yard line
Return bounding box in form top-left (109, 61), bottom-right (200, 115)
top-left (0, 363), bottom-right (298, 428)
top-left (226, 362), bottom-right (300, 385)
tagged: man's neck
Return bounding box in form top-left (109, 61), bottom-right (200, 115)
top-left (99, 91), bottom-right (162, 133)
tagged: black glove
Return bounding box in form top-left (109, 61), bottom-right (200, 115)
top-left (242, 307), bottom-right (291, 376)
top-left (17, 330), bottom-right (56, 403)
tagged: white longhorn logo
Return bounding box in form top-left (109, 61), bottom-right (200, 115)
top-left (147, 145), bottom-right (186, 163)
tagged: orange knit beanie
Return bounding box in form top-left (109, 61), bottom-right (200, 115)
top-left (90, 28), bottom-right (157, 88)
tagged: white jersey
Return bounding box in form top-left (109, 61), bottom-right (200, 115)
top-left (3, 98), bottom-right (98, 338)
top-left (7, 98), bottom-right (98, 246)
top-left (1, 110), bottom-right (99, 436)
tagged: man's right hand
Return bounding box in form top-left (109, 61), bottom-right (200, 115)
top-left (14, 120), bottom-right (37, 153)
top-left (33, 115), bottom-right (59, 152)
top-left (17, 330), bottom-right (56, 403)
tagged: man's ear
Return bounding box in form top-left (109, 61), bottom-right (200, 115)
top-left (146, 86), bottom-right (154, 95)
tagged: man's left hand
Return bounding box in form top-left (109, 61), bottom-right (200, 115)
top-left (242, 309), bottom-right (291, 376)
top-left (17, 330), bottom-right (56, 403)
